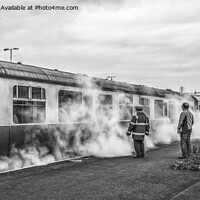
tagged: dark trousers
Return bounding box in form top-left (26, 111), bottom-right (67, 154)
top-left (134, 140), bottom-right (145, 157)
top-left (180, 133), bottom-right (191, 156)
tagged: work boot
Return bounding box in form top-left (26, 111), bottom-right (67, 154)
top-left (178, 156), bottom-right (187, 159)
top-left (133, 155), bottom-right (141, 158)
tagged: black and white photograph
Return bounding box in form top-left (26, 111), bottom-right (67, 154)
top-left (0, 0), bottom-right (200, 199)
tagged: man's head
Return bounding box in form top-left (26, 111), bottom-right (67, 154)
top-left (181, 102), bottom-right (189, 110)
top-left (135, 106), bottom-right (143, 112)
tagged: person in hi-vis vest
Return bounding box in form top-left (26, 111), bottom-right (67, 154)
top-left (127, 106), bottom-right (150, 158)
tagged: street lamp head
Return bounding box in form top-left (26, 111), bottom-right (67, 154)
top-left (3, 47), bottom-right (19, 62)
top-left (4, 48), bottom-right (19, 51)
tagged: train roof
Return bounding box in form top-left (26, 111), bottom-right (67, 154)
top-left (0, 60), bottom-right (181, 98)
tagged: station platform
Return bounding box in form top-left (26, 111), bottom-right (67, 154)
top-left (0, 141), bottom-right (199, 200)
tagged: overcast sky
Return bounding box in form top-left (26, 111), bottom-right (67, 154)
top-left (1, 0), bottom-right (200, 92)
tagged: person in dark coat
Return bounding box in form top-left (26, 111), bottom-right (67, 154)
top-left (177, 102), bottom-right (194, 159)
top-left (127, 106), bottom-right (150, 158)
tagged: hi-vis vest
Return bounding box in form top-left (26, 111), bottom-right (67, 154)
top-left (127, 111), bottom-right (150, 140)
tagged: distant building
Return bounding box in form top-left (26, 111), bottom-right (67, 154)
top-left (181, 89), bottom-right (200, 111)
top-left (193, 91), bottom-right (200, 110)
top-left (179, 86), bottom-right (184, 94)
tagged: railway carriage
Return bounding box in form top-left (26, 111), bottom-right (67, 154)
top-left (0, 60), bottom-right (197, 157)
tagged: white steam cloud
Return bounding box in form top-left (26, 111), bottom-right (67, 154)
top-left (192, 112), bottom-right (200, 139)
top-left (0, 84), bottom-right (199, 173)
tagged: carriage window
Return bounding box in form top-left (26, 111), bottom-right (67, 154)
top-left (98, 94), bottom-right (113, 105)
top-left (84, 96), bottom-right (93, 108)
top-left (58, 90), bottom-right (82, 122)
top-left (119, 93), bottom-right (133, 120)
top-left (169, 101), bottom-right (176, 120)
top-left (13, 86), bottom-right (46, 124)
top-left (139, 97), bottom-right (150, 117)
top-left (13, 85), bottom-right (17, 98)
top-left (139, 97), bottom-right (150, 106)
top-left (119, 94), bottom-right (133, 105)
top-left (32, 87), bottom-right (45, 99)
top-left (83, 95), bottom-right (93, 121)
top-left (18, 86), bottom-right (29, 99)
top-left (13, 101), bottom-right (45, 124)
top-left (154, 100), bottom-right (164, 119)
top-left (97, 94), bottom-right (113, 117)
top-left (164, 102), bottom-right (168, 117)
top-left (32, 87), bottom-right (40, 99)
top-left (119, 105), bottom-right (133, 120)
top-left (42, 88), bottom-right (45, 99)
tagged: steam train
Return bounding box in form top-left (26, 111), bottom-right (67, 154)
top-left (0, 60), bottom-right (198, 157)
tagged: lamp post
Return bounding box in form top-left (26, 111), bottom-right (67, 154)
top-left (4, 48), bottom-right (19, 62)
